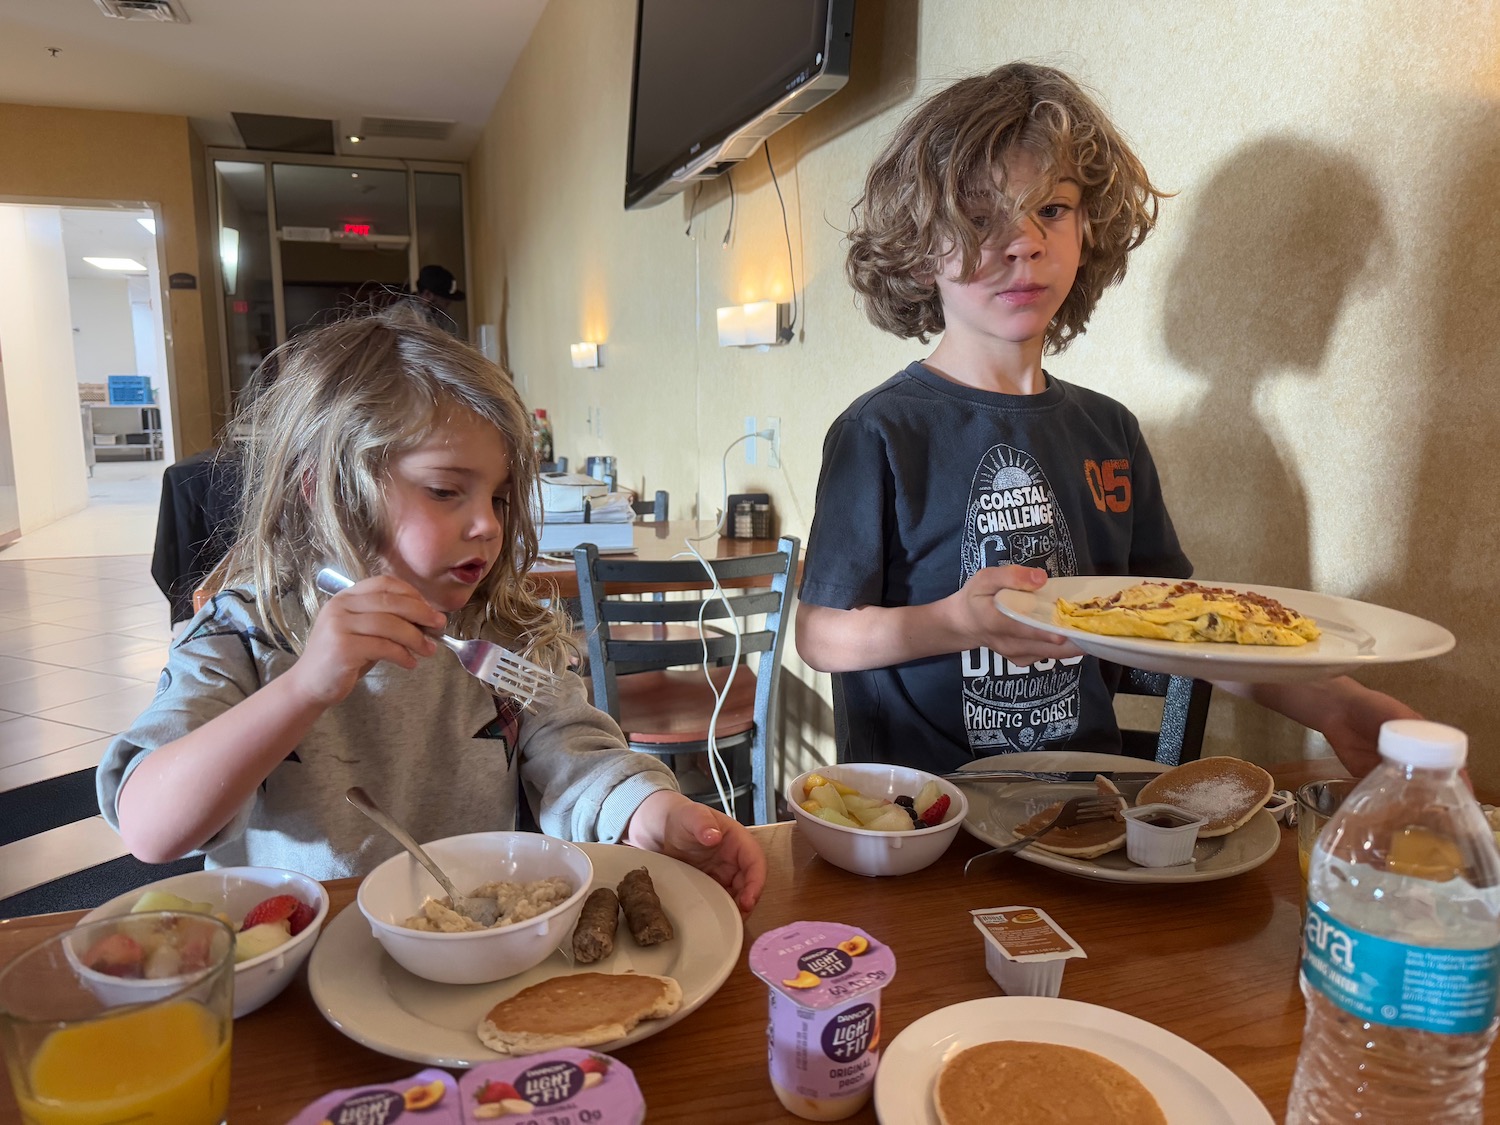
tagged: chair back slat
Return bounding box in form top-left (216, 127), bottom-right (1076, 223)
top-left (1116, 667), bottom-right (1212, 765)
top-left (598, 590), bottom-right (780, 624)
top-left (589, 548), bottom-right (792, 586)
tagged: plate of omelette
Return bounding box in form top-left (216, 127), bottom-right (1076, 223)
top-left (993, 576), bottom-right (1453, 682)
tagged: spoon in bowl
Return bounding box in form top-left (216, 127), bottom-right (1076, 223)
top-left (345, 786), bottom-right (500, 928)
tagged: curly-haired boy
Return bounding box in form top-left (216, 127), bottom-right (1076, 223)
top-left (796, 62), bottom-right (1413, 775)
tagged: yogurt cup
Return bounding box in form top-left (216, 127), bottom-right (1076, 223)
top-left (465, 1051), bottom-right (644, 1123)
top-left (283, 1052), bottom-right (643, 1124)
top-left (971, 906), bottom-right (1085, 997)
top-left (749, 921), bottom-right (896, 1121)
top-left (287, 1067), bottom-right (462, 1124)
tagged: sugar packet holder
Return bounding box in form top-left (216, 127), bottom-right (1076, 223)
top-left (286, 1050), bottom-right (644, 1125)
top-left (971, 906), bottom-right (1086, 998)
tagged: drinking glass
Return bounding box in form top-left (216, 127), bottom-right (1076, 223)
top-left (0, 911), bottom-right (234, 1125)
top-left (1295, 777), bottom-right (1358, 882)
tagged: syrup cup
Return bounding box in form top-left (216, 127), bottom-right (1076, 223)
top-left (1124, 803), bottom-right (1205, 867)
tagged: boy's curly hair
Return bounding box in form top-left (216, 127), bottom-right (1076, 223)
top-left (217, 306), bottom-right (574, 670)
top-left (846, 62), bottom-right (1168, 351)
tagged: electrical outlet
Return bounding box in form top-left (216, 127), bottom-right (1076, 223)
top-left (744, 416), bottom-right (758, 465)
top-left (765, 417), bottom-right (781, 468)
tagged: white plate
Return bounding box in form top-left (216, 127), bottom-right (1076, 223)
top-left (959, 752), bottom-right (1280, 884)
top-left (874, 996), bottom-right (1273, 1124)
top-left (307, 843), bottom-right (742, 1067)
top-left (995, 576), bottom-right (1454, 682)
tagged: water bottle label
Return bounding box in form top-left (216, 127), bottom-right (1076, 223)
top-left (1302, 900), bottom-right (1500, 1034)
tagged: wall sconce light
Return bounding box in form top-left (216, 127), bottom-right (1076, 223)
top-left (570, 342), bottom-right (602, 368)
top-left (717, 300), bottom-right (792, 347)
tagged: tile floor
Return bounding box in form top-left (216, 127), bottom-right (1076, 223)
top-left (0, 461), bottom-right (172, 796)
top-left (0, 553), bottom-right (170, 794)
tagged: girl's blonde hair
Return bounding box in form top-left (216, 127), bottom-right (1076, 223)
top-left (218, 307), bottom-right (572, 668)
top-left (846, 61), bottom-right (1169, 351)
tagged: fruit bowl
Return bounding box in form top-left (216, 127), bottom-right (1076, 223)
top-left (357, 831), bottom-right (593, 985)
top-left (786, 763), bottom-right (969, 877)
top-left (75, 866), bottom-right (329, 1017)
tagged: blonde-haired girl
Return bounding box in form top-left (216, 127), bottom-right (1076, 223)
top-left (100, 309), bottom-right (763, 911)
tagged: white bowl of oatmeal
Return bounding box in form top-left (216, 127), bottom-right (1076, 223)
top-left (356, 831), bottom-right (593, 985)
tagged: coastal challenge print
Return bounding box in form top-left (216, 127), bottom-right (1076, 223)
top-left (959, 445), bottom-right (1083, 754)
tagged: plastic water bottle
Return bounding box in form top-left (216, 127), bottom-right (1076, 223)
top-left (1286, 720), bottom-right (1500, 1123)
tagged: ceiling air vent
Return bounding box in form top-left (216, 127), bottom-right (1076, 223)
top-left (93, 0), bottom-right (190, 22)
top-left (358, 117), bottom-right (456, 142)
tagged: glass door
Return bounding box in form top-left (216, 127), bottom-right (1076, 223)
top-left (273, 163), bottom-right (411, 338)
top-left (214, 161), bottom-right (275, 400)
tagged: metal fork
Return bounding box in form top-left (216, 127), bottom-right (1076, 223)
top-left (963, 795), bottom-right (1121, 876)
top-left (314, 567), bottom-right (560, 709)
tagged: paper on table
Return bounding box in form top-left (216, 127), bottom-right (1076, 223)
top-left (540, 492), bottom-right (636, 523)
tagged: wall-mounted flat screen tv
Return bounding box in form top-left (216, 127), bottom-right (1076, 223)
top-left (625, 0), bottom-right (855, 210)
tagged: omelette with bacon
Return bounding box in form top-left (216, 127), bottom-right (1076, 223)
top-left (1055, 580), bottom-right (1320, 646)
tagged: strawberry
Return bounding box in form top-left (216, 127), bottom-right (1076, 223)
top-left (84, 933), bottom-right (144, 978)
top-left (919, 793), bottom-right (951, 827)
top-left (240, 894), bottom-right (299, 930)
top-left (475, 1080), bottom-right (520, 1105)
top-left (286, 901), bottom-right (317, 936)
top-left (578, 1056), bottom-right (610, 1076)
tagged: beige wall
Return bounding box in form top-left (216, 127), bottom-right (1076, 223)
top-left (471, 0), bottom-right (1500, 790)
top-left (0, 103), bottom-right (222, 453)
top-left (0, 206), bottom-right (89, 532)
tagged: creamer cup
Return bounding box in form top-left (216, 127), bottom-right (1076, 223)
top-left (971, 906), bottom-right (1085, 998)
top-left (749, 921), bottom-right (895, 1121)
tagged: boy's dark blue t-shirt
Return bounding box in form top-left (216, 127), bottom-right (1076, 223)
top-left (799, 361), bottom-right (1192, 772)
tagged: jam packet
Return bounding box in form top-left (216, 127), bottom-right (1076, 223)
top-left (971, 905), bottom-right (1086, 997)
top-left (285, 1051), bottom-right (643, 1124)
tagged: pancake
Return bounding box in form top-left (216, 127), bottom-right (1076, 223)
top-left (1010, 775), bottom-right (1127, 859)
top-left (934, 1040), bottom-right (1166, 1125)
top-left (1056, 580), bottom-right (1320, 646)
top-left (476, 971), bottom-right (681, 1056)
top-left (1136, 757), bottom-right (1274, 838)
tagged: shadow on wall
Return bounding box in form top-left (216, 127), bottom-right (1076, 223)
top-left (777, 664), bottom-right (837, 784)
top-left (1362, 113), bottom-right (1500, 788)
top-left (1156, 137), bottom-right (1386, 762)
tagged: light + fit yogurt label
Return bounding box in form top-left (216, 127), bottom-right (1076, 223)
top-left (749, 922), bottom-right (895, 1111)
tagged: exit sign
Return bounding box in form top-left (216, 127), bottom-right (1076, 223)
top-left (342, 223), bottom-right (372, 236)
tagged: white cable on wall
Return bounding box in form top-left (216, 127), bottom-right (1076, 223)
top-left (674, 429), bottom-right (774, 822)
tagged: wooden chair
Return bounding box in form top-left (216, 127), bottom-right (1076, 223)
top-left (0, 766), bottom-right (203, 919)
top-left (573, 536), bottom-right (800, 826)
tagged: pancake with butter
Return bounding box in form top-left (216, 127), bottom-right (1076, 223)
top-left (934, 1040), bottom-right (1166, 1125)
top-left (1056, 580), bottom-right (1320, 646)
top-left (477, 971), bottom-right (681, 1055)
top-left (1136, 757), bottom-right (1274, 838)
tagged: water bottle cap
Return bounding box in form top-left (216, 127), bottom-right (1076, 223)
top-left (1377, 719), bottom-right (1467, 769)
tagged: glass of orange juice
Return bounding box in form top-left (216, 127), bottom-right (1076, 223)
top-left (0, 911), bottom-right (234, 1125)
top-left (1295, 777), bottom-right (1358, 882)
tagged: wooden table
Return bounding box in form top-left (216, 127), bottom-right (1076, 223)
top-left (4, 760), bottom-right (1496, 1123)
top-left (529, 520), bottom-right (787, 599)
